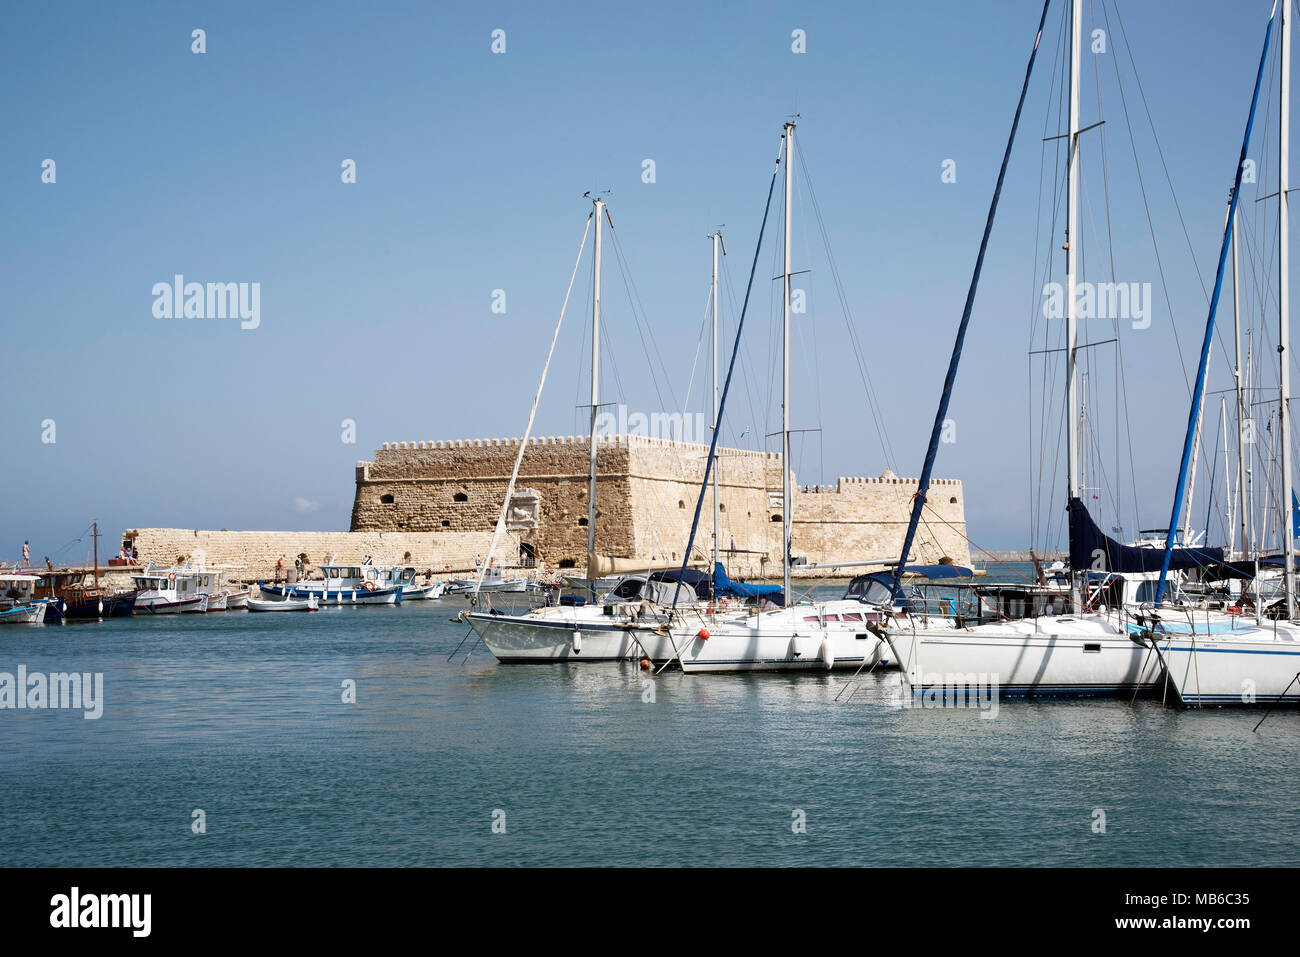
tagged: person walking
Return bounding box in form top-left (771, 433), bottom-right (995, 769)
top-left (21, 540), bottom-right (31, 568)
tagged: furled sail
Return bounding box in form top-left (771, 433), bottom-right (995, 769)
top-left (586, 551), bottom-right (703, 579)
top-left (1068, 498), bottom-right (1223, 574)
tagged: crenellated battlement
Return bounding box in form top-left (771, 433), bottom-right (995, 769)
top-left (835, 475), bottom-right (961, 487)
top-left (377, 433), bottom-right (779, 458)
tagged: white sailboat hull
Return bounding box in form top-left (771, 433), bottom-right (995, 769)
top-left (1156, 624), bottom-right (1300, 705)
top-left (889, 614), bottom-right (1163, 696)
top-left (467, 611), bottom-right (686, 661)
top-left (666, 603), bottom-right (893, 673)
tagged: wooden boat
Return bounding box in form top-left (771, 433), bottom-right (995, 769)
top-left (248, 594), bottom-right (319, 613)
top-left (401, 580), bottom-right (445, 600)
top-left (34, 523), bottom-right (137, 620)
top-left (0, 600), bottom-right (48, 625)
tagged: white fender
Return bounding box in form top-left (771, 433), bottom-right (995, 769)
top-left (819, 638), bottom-right (835, 670)
top-left (572, 630), bottom-right (582, 654)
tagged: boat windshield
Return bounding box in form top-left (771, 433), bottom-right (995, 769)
top-left (609, 578), bottom-right (644, 601)
top-left (843, 573), bottom-right (898, 605)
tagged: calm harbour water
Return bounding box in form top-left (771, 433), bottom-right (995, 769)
top-left (2, 580), bottom-right (1298, 867)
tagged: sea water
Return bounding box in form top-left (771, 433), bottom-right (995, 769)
top-left (1, 582), bottom-right (1297, 867)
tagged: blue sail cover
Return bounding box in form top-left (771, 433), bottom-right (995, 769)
top-left (1069, 498), bottom-right (1222, 574)
top-left (712, 562), bottom-right (784, 606)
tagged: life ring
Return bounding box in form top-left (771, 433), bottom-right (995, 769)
top-left (167, 572), bottom-right (177, 582)
top-left (363, 581), bottom-right (376, 592)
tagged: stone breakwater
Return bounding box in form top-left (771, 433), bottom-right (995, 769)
top-left (122, 528), bottom-right (500, 581)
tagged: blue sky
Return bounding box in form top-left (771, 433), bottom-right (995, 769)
top-left (0, 0), bottom-right (1290, 563)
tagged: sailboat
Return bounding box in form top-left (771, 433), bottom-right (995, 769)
top-left (663, 121), bottom-right (952, 673)
top-left (466, 199), bottom-right (755, 662)
top-left (1148, 0), bottom-right (1300, 706)
top-left (881, 0), bottom-right (1236, 697)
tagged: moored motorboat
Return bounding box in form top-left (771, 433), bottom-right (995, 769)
top-left (248, 594), bottom-right (319, 612)
top-left (445, 566), bottom-right (528, 595)
top-left (259, 563), bottom-right (404, 604)
top-left (0, 597), bottom-right (49, 625)
top-left (401, 580), bottom-right (445, 600)
top-left (132, 572), bottom-right (210, 613)
top-left (257, 582), bottom-right (401, 605)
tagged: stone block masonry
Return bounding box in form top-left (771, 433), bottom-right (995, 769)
top-left (123, 434), bottom-right (969, 579)
top-left (348, 434), bottom-right (969, 577)
top-left (122, 528), bottom-right (503, 582)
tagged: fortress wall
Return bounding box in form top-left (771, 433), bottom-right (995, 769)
top-left (124, 528), bottom-right (503, 580)
top-left (351, 436), bottom-right (638, 569)
top-left (621, 439), bottom-right (784, 576)
top-left (793, 476), bottom-right (969, 566)
top-left (126, 436), bottom-right (970, 581)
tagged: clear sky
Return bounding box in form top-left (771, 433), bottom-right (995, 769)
top-left (1, 0), bottom-right (1291, 564)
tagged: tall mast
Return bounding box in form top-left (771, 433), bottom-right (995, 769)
top-left (587, 197), bottom-right (604, 587)
top-left (710, 229), bottom-right (723, 579)
top-left (1232, 189), bottom-right (1250, 556)
top-left (1282, 0), bottom-right (1295, 618)
top-left (1221, 396), bottom-right (1231, 540)
top-left (91, 521), bottom-right (100, 589)
top-left (1065, 0), bottom-right (1082, 606)
top-left (781, 122), bottom-right (795, 605)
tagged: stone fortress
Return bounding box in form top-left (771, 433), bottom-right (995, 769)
top-left (124, 434), bottom-right (969, 580)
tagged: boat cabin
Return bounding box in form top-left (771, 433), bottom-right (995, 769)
top-left (133, 573), bottom-right (202, 602)
top-left (0, 574), bottom-right (43, 607)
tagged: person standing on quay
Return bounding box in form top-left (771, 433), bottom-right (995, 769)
top-left (21, 540), bottom-right (31, 568)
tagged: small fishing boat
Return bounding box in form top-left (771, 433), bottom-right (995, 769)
top-left (445, 566), bottom-right (529, 595)
top-left (132, 572), bottom-right (210, 613)
top-left (33, 523), bottom-right (137, 620)
top-left (258, 563), bottom-right (404, 604)
top-left (257, 582), bottom-right (401, 605)
top-left (401, 580), bottom-right (446, 600)
top-left (248, 594), bottom-right (319, 613)
top-left (224, 589), bottom-right (251, 610)
top-left (187, 567), bottom-right (255, 611)
top-left (0, 575), bottom-right (50, 624)
top-left (0, 600), bottom-right (48, 625)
